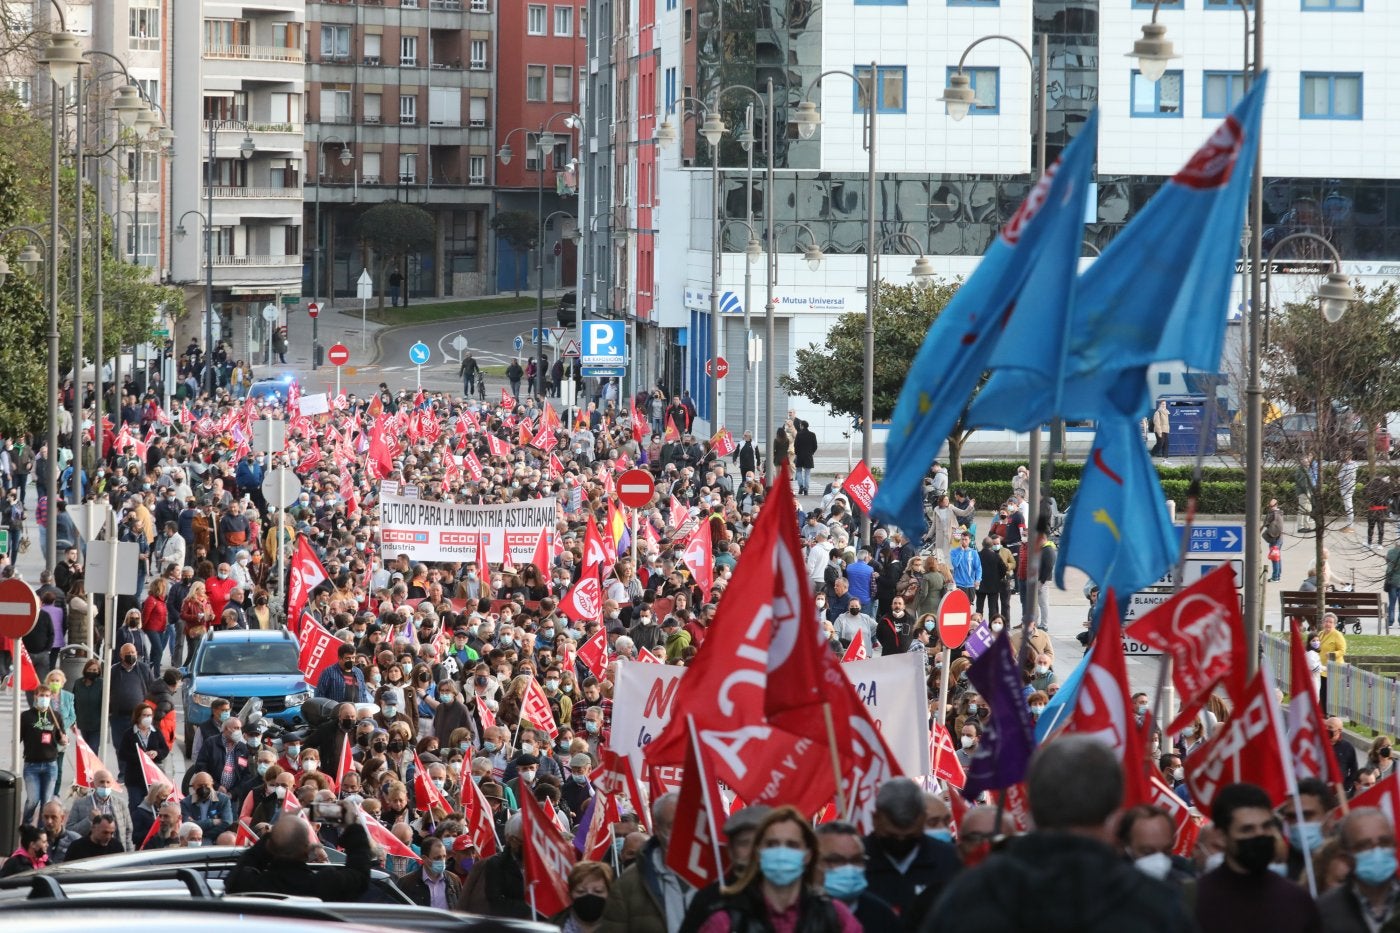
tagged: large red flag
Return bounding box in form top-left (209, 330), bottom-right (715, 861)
top-left (297, 620), bottom-right (344, 685)
top-left (1337, 771), bottom-right (1400, 863)
top-left (519, 785), bottom-right (577, 917)
top-left (682, 515), bottom-right (714, 601)
top-left (929, 722), bottom-right (967, 789)
top-left (286, 535), bottom-right (329, 621)
top-left (582, 792), bottom-right (621, 862)
top-left (234, 820), bottom-right (259, 846)
top-left (2, 638), bottom-right (38, 691)
top-left (414, 753), bottom-right (454, 816)
top-left (476, 695), bottom-right (497, 731)
top-left (666, 719), bottom-right (727, 889)
top-left (576, 628), bottom-right (610, 681)
top-left (1146, 776), bottom-right (1204, 858)
top-left (841, 629), bottom-right (868, 663)
top-left (1185, 667), bottom-right (1291, 811)
top-left (137, 744), bottom-right (179, 799)
top-left (365, 816), bottom-right (421, 862)
top-left (334, 730), bottom-right (353, 791)
top-left (520, 678), bottom-right (560, 738)
top-left (1125, 563), bottom-right (1245, 732)
top-left (529, 527), bottom-right (552, 577)
top-left (840, 460), bottom-right (879, 514)
top-left (72, 728), bottom-right (103, 789)
top-left (1061, 591), bottom-right (1151, 808)
top-left (459, 756), bottom-right (501, 858)
top-left (561, 516), bottom-right (609, 622)
top-left (663, 413), bottom-right (681, 443)
top-left (1288, 623), bottom-right (1343, 786)
top-left (629, 399), bottom-right (646, 445)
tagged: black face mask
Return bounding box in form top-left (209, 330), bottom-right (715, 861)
top-left (341, 659), bottom-right (356, 671)
top-left (387, 740), bottom-right (405, 753)
top-left (880, 834), bottom-right (920, 859)
top-left (341, 719), bottom-right (358, 733)
top-left (572, 894), bottom-right (607, 923)
top-left (1232, 835), bottom-right (1277, 875)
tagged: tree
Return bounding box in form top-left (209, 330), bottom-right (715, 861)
top-left (490, 210), bottom-right (537, 298)
top-left (356, 202), bottom-right (435, 311)
top-left (781, 278), bottom-right (984, 476)
top-left (1265, 280), bottom-right (1400, 618)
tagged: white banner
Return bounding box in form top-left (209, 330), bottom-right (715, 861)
top-left (377, 493), bottom-right (554, 563)
top-left (608, 652), bottom-right (929, 778)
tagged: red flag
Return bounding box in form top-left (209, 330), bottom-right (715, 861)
top-left (413, 752), bottom-right (454, 816)
top-left (520, 678), bottom-right (559, 738)
top-left (841, 629), bottom-right (868, 663)
top-left (500, 387), bottom-right (517, 411)
top-left (668, 498), bottom-right (688, 532)
top-left (636, 647), bottom-right (664, 664)
top-left (561, 517), bottom-right (610, 622)
top-left (286, 536), bottom-right (329, 621)
top-left (576, 628), bottom-right (610, 680)
top-left (137, 744), bottom-right (178, 798)
top-left (544, 797), bottom-right (571, 835)
top-left (1185, 667), bottom-right (1291, 811)
top-left (335, 731), bottom-right (353, 790)
top-left (929, 722), bottom-right (967, 788)
top-left (630, 400), bottom-right (646, 445)
top-left (476, 695), bottom-right (497, 731)
top-left (462, 449), bottom-right (485, 482)
top-left (365, 816), bottom-right (421, 862)
top-left (3, 638), bottom-right (38, 691)
top-left (367, 418), bottom-right (395, 478)
top-left (486, 434), bottom-right (511, 458)
top-left (947, 787), bottom-right (971, 839)
top-left (582, 792), bottom-right (621, 862)
top-left (549, 452), bottom-right (565, 479)
top-left (525, 527), bottom-right (551, 579)
top-left (840, 460), bottom-right (880, 514)
top-left (459, 764), bottom-right (501, 858)
top-left (666, 720), bottom-right (726, 888)
top-left (519, 785), bottom-right (576, 917)
top-left (1061, 591), bottom-right (1152, 808)
top-left (711, 428), bottom-right (736, 458)
top-left (297, 620), bottom-right (344, 685)
top-left (663, 413), bottom-right (681, 443)
top-left (72, 727), bottom-right (103, 789)
top-left (1339, 771), bottom-right (1400, 864)
top-left (1288, 623), bottom-right (1343, 786)
top-left (234, 820), bottom-right (259, 846)
top-left (682, 516), bottom-right (714, 601)
top-left (1146, 775), bottom-right (1204, 858)
top-left (1126, 563), bottom-right (1245, 732)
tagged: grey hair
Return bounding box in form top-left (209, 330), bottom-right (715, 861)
top-left (873, 778), bottom-right (925, 829)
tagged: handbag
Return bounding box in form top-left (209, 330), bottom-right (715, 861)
top-left (1268, 544), bottom-right (1281, 562)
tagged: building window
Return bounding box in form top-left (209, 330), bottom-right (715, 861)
top-left (1203, 71), bottom-right (1247, 116)
top-left (129, 6), bottom-right (160, 49)
top-left (128, 211), bottom-right (158, 268)
top-left (1130, 70), bottom-right (1183, 117)
top-left (1302, 0), bottom-right (1361, 10)
top-left (528, 4), bottom-right (547, 34)
top-left (429, 87), bottom-right (459, 126)
top-left (399, 153), bottom-right (417, 184)
top-left (853, 65), bottom-right (907, 114)
top-left (1205, 0), bottom-right (1252, 7)
top-left (136, 79), bottom-right (159, 108)
top-left (364, 34), bottom-right (382, 64)
top-left (553, 65), bottom-right (573, 103)
top-left (127, 148), bottom-right (160, 183)
top-left (554, 5), bottom-right (573, 35)
top-left (471, 0), bottom-right (489, 10)
top-left (400, 94), bottom-right (418, 125)
top-left (320, 88), bottom-right (352, 123)
top-left (579, 8), bottom-right (587, 36)
top-left (363, 92), bottom-right (382, 124)
top-left (4, 77), bottom-right (30, 107)
top-left (525, 132), bottom-right (568, 171)
top-left (1301, 72), bottom-right (1362, 119)
top-left (362, 152), bottom-right (382, 184)
top-left (469, 97), bottom-right (487, 127)
top-left (400, 35), bottom-right (418, 66)
top-left (320, 25), bottom-right (350, 60)
top-left (526, 64), bottom-right (547, 101)
top-left (470, 39), bottom-right (488, 69)
top-left (469, 155), bottom-right (486, 184)
top-left (947, 0), bottom-right (997, 5)
top-left (664, 67), bottom-right (677, 116)
top-left (943, 66), bottom-right (999, 115)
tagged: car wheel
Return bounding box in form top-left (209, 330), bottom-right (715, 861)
top-left (184, 721), bottom-right (196, 758)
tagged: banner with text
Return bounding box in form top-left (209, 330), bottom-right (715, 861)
top-left (378, 493), bottom-right (555, 563)
top-left (610, 652), bottom-right (928, 779)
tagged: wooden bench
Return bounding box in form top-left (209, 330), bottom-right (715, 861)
top-left (1280, 590), bottom-right (1384, 635)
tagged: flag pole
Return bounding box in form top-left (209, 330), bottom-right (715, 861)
top-left (821, 703), bottom-right (849, 817)
top-left (630, 507), bottom-right (639, 567)
top-left (686, 715), bottom-right (726, 878)
top-left (936, 644), bottom-right (952, 732)
top-left (1263, 653), bottom-right (1318, 898)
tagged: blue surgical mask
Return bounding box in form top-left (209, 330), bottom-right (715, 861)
top-left (571, 773), bottom-right (588, 785)
top-left (924, 621), bottom-right (936, 632)
top-left (758, 847), bottom-right (806, 886)
top-left (1355, 846), bottom-right (1399, 885)
top-left (1287, 822), bottom-right (1324, 855)
top-left (219, 711), bottom-right (231, 722)
top-left (822, 864), bottom-right (867, 900)
top-left (585, 721), bottom-right (599, 734)
top-left (95, 786), bottom-right (112, 799)
top-left (925, 829), bottom-right (953, 844)
top-left (429, 859), bottom-right (447, 876)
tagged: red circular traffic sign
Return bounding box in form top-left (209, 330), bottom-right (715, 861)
top-left (0, 578), bottom-right (40, 639)
top-left (617, 469), bottom-right (656, 509)
top-left (936, 589), bottom-right (972, 649)
top-left (327, 343), bottom-right (350, 366)
top-left (706, 357), bottom-right (729, 379)
top-left (307, 302), bottom-right (320, 318)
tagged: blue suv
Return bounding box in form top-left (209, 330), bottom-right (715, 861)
top-left (183, 629), bottom-right (312, 754)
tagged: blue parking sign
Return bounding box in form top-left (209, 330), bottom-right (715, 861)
top-left (582, 321), bottom-right (626, 367)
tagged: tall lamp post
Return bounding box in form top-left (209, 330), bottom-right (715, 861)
top-left (498, 111), bottom-right (580, 399)
top-left (203, 120), bottom-right (255, 394)
top-left (310, 131), bottom-right (353, 367)
top-left (1131, 0), bottom-right (1263, 669)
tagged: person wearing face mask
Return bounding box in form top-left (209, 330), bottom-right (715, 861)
top-left (555, 861), bottom-right (614, 932)
top-left (431, 678), bottom-right (480, 750)
top-left (67, 769), bottom-right (134, 849)
top-left (1117, 805), bottom-right (1194, 888)
top-left (314, 642), bottom-right (369, 704)
top-left (457, 812), bottom-right (533, 918)
top-left (955, 723), bottom-right (980, 770)
top-left (19, 683), bottom-right (67, 825)
top-left (1196, 782), bottom-right (1322, 933)
top-left (399, 836), bottom-right (463, 909)
top-left (811, 821), bottom-right (901, 930)
top-left (678, 805), bottom-right (773, 933)
top-left (860, 778), bottom-right (960, 919)
top-left (1279, 778), bottom-right (1336, 883)
top-left (690, 806), bottom-right (859, 932)
top-left (117, 701), bottom-right (170, 794)
top-left (834, 599), bottom-right (877, 653)
top-left (931, 737), bottom-right (1194, 933)
top-left (192, 715), bottom-right (251, 796)
top-left (598, 793), bottom-right (691, 933)
top-left (1318, 806), bottom-right (1400, 930)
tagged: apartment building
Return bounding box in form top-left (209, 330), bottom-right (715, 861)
top-left (304, 0), bottom-right (494, 302)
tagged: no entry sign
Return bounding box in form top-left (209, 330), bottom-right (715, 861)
top-left (327, 343), bottom-right (350, 366)
top-left (0, 578), bottom-right (39, 639)
top-left (617, 469), bottom-right (656, 509)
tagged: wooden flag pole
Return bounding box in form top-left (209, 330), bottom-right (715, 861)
top-left (822, 703), bottom-right (849, 817)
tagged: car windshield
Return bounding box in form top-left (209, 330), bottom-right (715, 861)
top-left (196, 642), bottom-right (301, 676)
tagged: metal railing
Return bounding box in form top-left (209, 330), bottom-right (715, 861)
top-left (204, 44), bottom-right (306, 63)
top-left (203, 119), bottom-right (302, 135)
top-left (206, 187), bottom-right (303, 199)
top-left (210, 255), bottom-right (302, 267)
top-left (1264, 631), bottom-right (1400, 735)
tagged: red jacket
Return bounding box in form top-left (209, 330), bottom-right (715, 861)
top-left (141, 594), bottom-right (168, 633)
top-left (205, 575), bottom-right (236, 621)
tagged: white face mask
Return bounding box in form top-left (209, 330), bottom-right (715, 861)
top-left (960, 736), bottom-right (975, 749)
top-left (1134, 852), bottom-right (1173, 881)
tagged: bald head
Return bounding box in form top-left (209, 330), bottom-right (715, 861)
top-left (268, 811), bottom-right (313, 861)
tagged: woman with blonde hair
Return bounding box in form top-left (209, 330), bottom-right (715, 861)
top-left (698, 805), bottom-right (860, 932)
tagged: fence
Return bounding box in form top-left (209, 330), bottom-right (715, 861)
top-left (1264, 631), bottom-right (1400, 735)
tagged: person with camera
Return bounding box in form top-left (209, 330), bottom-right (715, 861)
top-left (226, 794), bottom-right (371, 900)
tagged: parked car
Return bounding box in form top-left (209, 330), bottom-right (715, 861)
top-left (182, 629), bottom-right (312, 755)
top-left (1262, 410), bottom-right (1388, 461)
top-left (247, 374), bottom-right (297, 406)
top-left (556, 291), bottom-right (577, 327)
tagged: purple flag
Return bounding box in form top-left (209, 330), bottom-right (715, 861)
top-left (961, 621), bottom-right (996, 661)
top-left (962, 632), bottom-right (1036, 798)
top-left (572, 794), bottom-right (597, 856)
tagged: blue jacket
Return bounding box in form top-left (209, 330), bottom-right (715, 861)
top-left (315, 664), bottom-right (368, 704)
top-left (950, 545), bottom-right (982, 589)
top-left (235, 459), bottom-right (264, 491)
top-left (845, 560), bottom-right (875, 601)
top-left (181, 789), bottom-right (233, 836)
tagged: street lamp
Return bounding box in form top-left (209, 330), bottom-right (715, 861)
top-left (311, 131), bottom-right (354, 368)
top-left (941, 33), bottom-right (1049, 636)
top-left (499, 111), bottom-right (580, 399)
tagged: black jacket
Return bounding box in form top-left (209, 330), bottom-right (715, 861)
top-left (863, 833), bottom-right (961, 917)
top-left (921, 832), bottom-right (1193, 933)
top-left (226, 821), bottom-right (371, 901)
top-left (794, 429), bottom-right (818, 469)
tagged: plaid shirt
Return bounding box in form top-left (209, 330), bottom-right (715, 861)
top-left (570, 696), bottom-right (612, 735)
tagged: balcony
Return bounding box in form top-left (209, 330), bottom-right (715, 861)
top-left (210, 254), bottom-right (302, 267)
top-left (203, 119), bottom-right (304, 154)
top-left (203, 44), bottom-right (305, 64)
top-left (430, 0), bottom-right (463, 9)
top-left (207, 186), bottom-right (302, 199)
top-left (208, 256), bottom-right (302, 292)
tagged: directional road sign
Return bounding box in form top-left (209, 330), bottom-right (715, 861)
top-left (409, 342), bottom-right (431, 366)
top-left (356, 268), bottom-right (374, 300)
top-left (582, 367), bottom-right (624, 377)
top-left (0, 577), bottom-right (39, 638)
top-left (1153, 558), bottom-right (1245, 590)
top-left (327, 344), bottom-right (350, 366)
top-left (451, 335), bottom-right (469, 352)
top-left (514, 335), bottom-right (526, 352)
top-left (1178, 523), bottom-right (1243, 554)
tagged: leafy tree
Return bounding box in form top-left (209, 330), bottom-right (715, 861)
top-left (781, 278), bottom-right (983, 476)
top-left (1264, 280), bottom-right (1400, 617)
top-left (356, 202), bottom-right (435, 311)
top-left (490, 210), bottom-right (537, 298)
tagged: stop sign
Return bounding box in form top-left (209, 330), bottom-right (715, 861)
top-left (617, 468), bottom-right (656, 509)
top-left (936, 589), bottom-right (972, 649)
top-left (327, 343), bottom-right (350, 366)
top-left (0, 577), bottom-right (40, 639)
top-left (706, 356), bottom-right (729, 379)
top-left (307, 302), bottom-right (320, 318)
